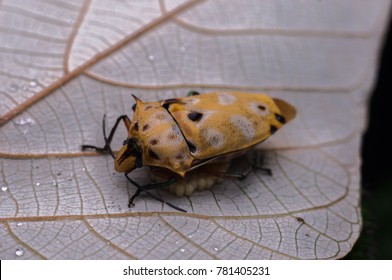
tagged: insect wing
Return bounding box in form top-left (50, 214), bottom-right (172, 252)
top-left (162, 92), bottom-right (296, 160)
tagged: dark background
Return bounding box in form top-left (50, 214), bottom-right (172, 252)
top-left (346, 20), bottom-right (392, 259)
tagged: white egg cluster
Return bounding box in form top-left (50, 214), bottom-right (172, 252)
top-left (148, 161), bottom-right (231, 197)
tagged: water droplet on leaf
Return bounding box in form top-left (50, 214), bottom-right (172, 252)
top-left (14, 117), bottom-right (35, 135)
top-left (1, 186), bottom-right (8, 192)
top-left (16, 222), bottom-right (23, 227)
top-left (148, 55), bottom-right (154, 61)
top-left (15, 117), bottom-right (35, 126)
top-left (180, 248), bottom-right (185, 253)
top-left (36, 182), bottom-right (40, 187)
top-left (29, 80), bottom-right (37, 87)
top-left (15, 248), bottom-right (24, 257)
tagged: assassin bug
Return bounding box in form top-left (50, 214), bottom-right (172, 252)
top-left (81, 91), bottom-right (296, 212)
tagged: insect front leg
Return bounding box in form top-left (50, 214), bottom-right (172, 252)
top-left (81, 114), bottom-right (131, 159)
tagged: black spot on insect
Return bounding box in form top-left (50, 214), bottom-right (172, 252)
top-left (133, 122), bottom-right (139, 131)
top-left (150, 139), bottom-right (158, 145)
top-left (296, 217), bottom-right (305, 223)
top-left (275, 113), bottom-right (286, 124)
top-left (142, 124), bottom-right (149, 131)
top-left (258, 105), bottom-right (266, 111)
top-left (187, 111), bottom-right (203, 122)
top-left (188, 91), bottom-right (200, 96)
top-left (132, 103), bottom-right (136, 111)
top-left (148, 149), bottom-right (160, 160)
top-left (187, 140), bottom-right (197, 153)
top-left (270, 125), bottom-right (277, 134)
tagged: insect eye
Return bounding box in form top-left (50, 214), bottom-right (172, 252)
top-left (123, 138), bottom-right (135, 146)
top-left (132, 104), bottom-right (136, 111)
top-left (123, 138), bottom-right (139, 149)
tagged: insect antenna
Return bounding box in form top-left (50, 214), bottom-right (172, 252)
top-left (81, 114), bottom-right (129, 159)
top-left (124, 173), bottom-right (187, 212)
top-left (101, 114), bottom-right (116, 159)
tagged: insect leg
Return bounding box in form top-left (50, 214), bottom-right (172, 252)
top-left (124, 174), bottom-right (186, 212)
top-left (81, 114), bottom-right (131, 159)
top-left (224, 164), bottom-right (272, 180)
top-left (127, 178), bottom-right (176, 207)
top-left (198, 164), bottom-right (249, 181)
top-left (145, 177), bottom-right (176, 190)
top-left (252, 165), bottom-right (272, 176)
top-left (203, 163), bottom-right (272, 181)
top-left (105, 114), bottom-right (132, 144)
top-left (249, 153), bottom-right (273, 176)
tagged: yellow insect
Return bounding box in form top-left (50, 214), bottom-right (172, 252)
top-left (82, 91), bottom-right (296, 212)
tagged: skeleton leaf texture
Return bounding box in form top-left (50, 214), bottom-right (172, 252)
top-left (0, 0), bottom-right (390, 259)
